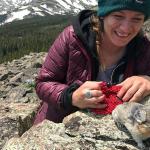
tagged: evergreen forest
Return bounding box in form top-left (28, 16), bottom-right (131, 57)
top-left (0, 14), bottom-right (74, 64)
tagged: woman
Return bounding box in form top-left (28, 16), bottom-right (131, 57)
top-left (34, 0), bottom-right (150, 124)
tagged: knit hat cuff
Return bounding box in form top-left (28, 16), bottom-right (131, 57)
top-left (97, 0), bottom-right (150, 20)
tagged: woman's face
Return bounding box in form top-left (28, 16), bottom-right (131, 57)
top-left (103, 10), bottom-right (145, 48)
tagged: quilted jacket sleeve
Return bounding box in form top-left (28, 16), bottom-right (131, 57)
top-left (35, 26), bottom-right (77, 108)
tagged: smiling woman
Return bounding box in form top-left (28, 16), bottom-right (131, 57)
top-left (34, 0), bottom-right (150, 124)
top-left (102, 10), bottom-right (144, 49)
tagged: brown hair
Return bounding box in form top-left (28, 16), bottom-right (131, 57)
top-left (90, 14), bottom-right (106, 70)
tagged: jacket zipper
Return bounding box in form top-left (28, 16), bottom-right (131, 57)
top-left (109, 62), bottom-right (125, 85)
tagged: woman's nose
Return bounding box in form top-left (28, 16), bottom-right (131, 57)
top-left (119, 20), bottom-right (132, 33)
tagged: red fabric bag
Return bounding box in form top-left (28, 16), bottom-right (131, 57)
top-left (91, 82), bottom-right (123, 115)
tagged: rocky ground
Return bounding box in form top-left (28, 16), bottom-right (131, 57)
top-left (0, 52), bottom-right (46, 149)
top-left (0, 19), bottom-right (150, 150)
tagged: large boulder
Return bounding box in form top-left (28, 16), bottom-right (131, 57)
top-left (2, 95), bottom-right (150, 150)
top-left (2, 110), bottom-right (149, 150)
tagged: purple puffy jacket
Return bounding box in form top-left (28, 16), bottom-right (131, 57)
top-left (34, 25), bottom-right (92, 124)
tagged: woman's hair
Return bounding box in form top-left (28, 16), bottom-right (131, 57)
top-left (90, 14), bottom-right (106, 70)
top-left (91, 15), bottom-right (102, 51)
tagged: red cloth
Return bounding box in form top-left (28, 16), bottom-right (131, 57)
top-left (91, 82), bottom-right (123, 115)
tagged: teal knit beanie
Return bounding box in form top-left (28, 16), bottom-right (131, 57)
top-left (97, 0), bottom-right (150, 20)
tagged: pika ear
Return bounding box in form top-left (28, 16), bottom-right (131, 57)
top-left (133, 109), bottom-right (146, 124)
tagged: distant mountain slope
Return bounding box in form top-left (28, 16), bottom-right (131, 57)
top-left (0, 0), bottom-right (97, 24)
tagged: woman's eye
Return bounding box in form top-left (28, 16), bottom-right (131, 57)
top-left (132, 18), bottom-right (143, 23)
top-left (113, 15), bottom-right (124, 19)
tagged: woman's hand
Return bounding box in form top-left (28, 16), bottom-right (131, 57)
top-left (117, 76), bottom-right (150, 102)
top-left (72, 81), bottom-right (107, 109)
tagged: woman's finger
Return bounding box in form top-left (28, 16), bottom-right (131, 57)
top-left (121, 84), bottom-right (139, 101)
top-left (87, 95), bottom-right (105, 104)
top-left (117, 82), bottom-right (132, 99)
top-left (83, 81), bottom-right (102, 90)
top-left (129, 89), bottom-right (145, 102)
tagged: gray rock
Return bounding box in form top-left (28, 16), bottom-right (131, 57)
top-left (9, 72), bottom-right (24, 83)
top-left (3, 95), bottom-right (150, 150)
top-left (0, 102), bottom-right (39, 149)
top-left (0, 52), bottom-right (46, 149)
top-left (0, 71), bottom-right (11, 81)
top-left (143, 19), bottom-right (150, 39)
top-left (5, 86), bottom-right (32, 102)
top-left (0, 52), bottom-right (46, 103)
top-left (2, 113), bottom-right (139, 150)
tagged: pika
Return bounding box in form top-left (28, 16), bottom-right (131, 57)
top-left (112, 102), bottom-right (150, 149)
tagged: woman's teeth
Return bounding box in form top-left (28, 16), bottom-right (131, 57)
top-left (116, 31), bottom-right (128, 37)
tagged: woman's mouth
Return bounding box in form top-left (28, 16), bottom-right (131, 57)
top-left (115, 31), bottom-right (129, 38)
